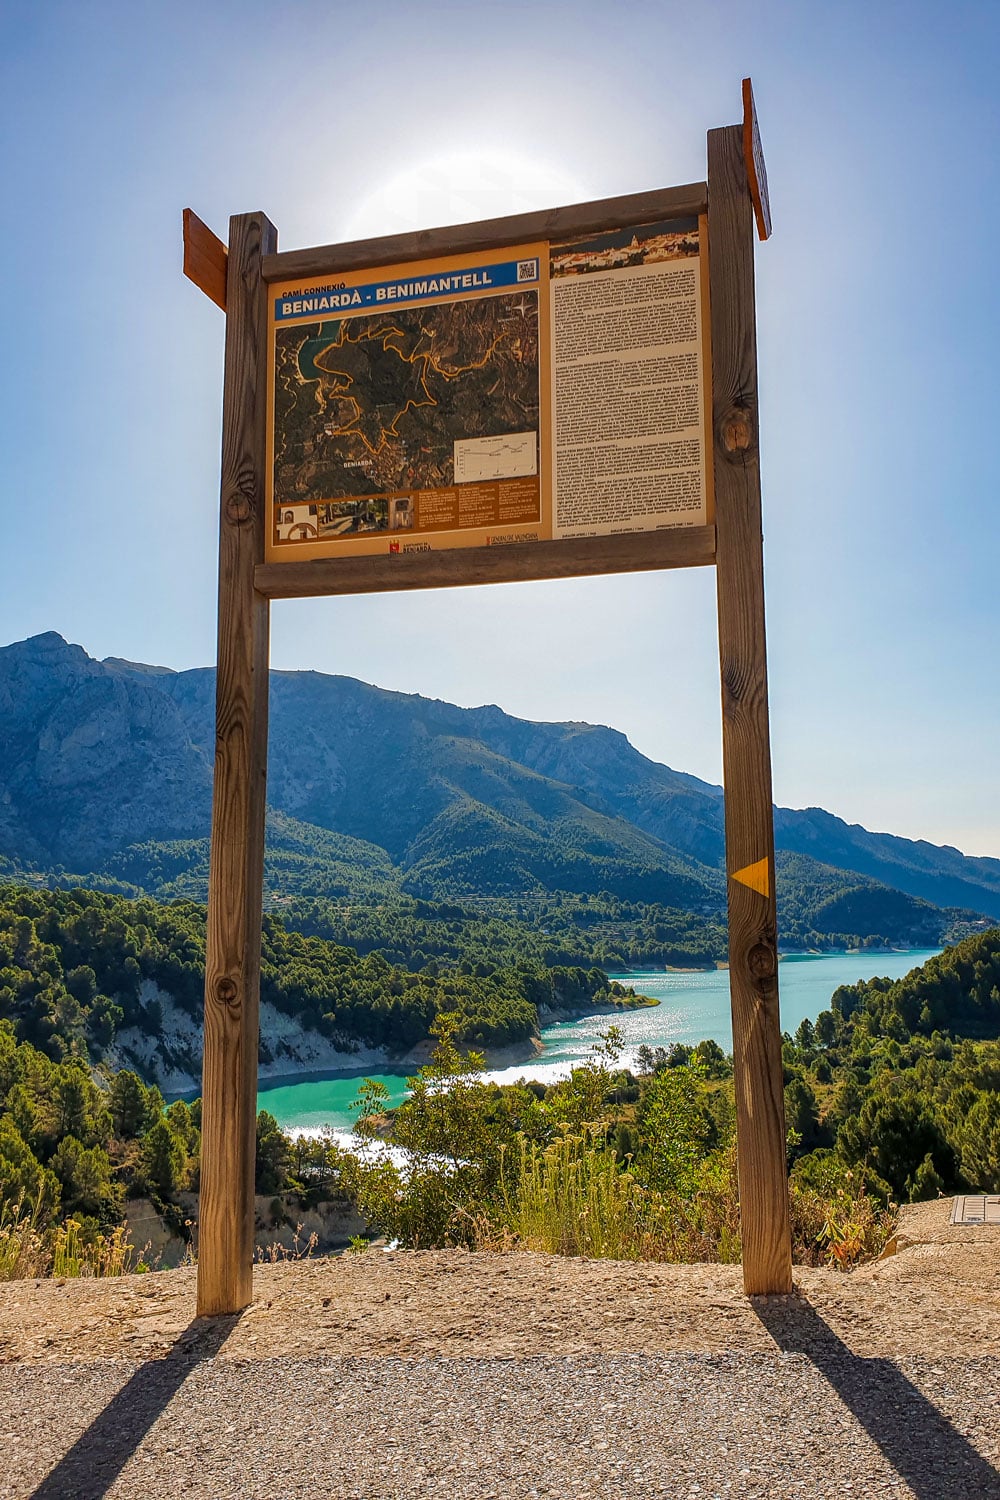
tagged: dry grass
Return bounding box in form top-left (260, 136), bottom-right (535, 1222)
top-left (789, 1179), bottom-right (897, 1268)
top-left (0, 1199), bottom-right (144, 1282)
top-left (0, 1198), bottom-right (50, 1281)
top-left (254, 1226), bottom-right (319, 1264)
top-left (489, 1136), bottom-right (743, 1264)
top-left (51, 1219), bottom-right (136, 1278)
top-left (478, 1137), bottom-right (895, 1271)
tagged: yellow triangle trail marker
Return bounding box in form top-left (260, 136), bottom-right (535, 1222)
top-left (731, 857), bottom-right (770, 899)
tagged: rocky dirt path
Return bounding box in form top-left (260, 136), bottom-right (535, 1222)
top-left (1, 1202), bottom-right (998, 1498)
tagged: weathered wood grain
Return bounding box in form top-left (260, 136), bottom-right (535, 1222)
top-left (183, 208), bottom-right (228, 311)
top-left (708, 125), bottom-right (791, 1294)
top-left (197, 211), bottom-right (277, 1316)
top-left (261, 183), bottom-right (707, 282)
top-left (255, 526), bottom-right (716, 600)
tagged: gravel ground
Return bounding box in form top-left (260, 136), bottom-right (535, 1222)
top-left (2, 1351), bottom-right (999, 1499)
top-left (0, 1201), bottom-right (997, 1498)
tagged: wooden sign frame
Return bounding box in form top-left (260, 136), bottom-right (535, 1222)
top-left (188, 100), bottom-right (791, 1315)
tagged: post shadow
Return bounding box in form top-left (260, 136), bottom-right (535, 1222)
top-left (752, 1292), bottom-right (1000, 1499)
top-left (29, 1313), bottom-right (242, 1500)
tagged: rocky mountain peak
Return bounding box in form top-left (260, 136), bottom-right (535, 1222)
top-left (0, 632), bottom-right (997, 918)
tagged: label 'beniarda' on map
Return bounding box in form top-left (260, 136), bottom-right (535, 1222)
top-left (265, 217), bottom-right (710, 562)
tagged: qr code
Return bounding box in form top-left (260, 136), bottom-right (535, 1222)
top-left (517, 258), bottom-right (539, 282)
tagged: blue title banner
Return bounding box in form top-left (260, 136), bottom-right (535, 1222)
top-left (274, 257), bottom-right (539, 321)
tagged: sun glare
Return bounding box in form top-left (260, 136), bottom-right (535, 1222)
top-left (342, 150), bottom-right (587, 240)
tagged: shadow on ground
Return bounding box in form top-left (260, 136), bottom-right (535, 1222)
top-left (754, 1292), bottom-right (1000, 1500)
top-left (29, 1314), bottom-right (241, 1500)
top-left (24, 1291), bottom-right (1000, 1499)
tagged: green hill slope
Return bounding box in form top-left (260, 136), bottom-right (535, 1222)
top-left (1, 633), bottom-right (997, 949)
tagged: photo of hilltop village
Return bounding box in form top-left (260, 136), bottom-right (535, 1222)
top-left (550, 216), bottom-right (699, 277)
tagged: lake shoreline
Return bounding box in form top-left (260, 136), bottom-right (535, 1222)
top-left (249, 995), bottom-right (656, 1095)
top-left (257, 948), bottom-right (941, 1130)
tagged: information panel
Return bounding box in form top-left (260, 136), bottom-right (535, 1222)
top-left (266, 215), bottom-right (711, 561)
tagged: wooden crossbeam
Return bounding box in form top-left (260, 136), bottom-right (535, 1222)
top-left (256, 527), bottom-right (717, 600)
top-left (261, 182), bottom-right (707, 283)
top-left (183, 208), bottom-right (228, 311)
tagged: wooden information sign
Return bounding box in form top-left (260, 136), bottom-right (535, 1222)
top-left (186, 80), bottom-right (791, 1314)
top-left (266, 207), bottom-right (712, 563)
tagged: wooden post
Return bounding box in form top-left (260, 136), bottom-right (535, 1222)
top-left (197, 211), bottom-right (277, 1316)
top-left (708, 125), bottom-right (792, 1294)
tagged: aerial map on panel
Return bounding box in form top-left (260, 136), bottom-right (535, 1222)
top-left (273, 291), bottom-right (539, 509)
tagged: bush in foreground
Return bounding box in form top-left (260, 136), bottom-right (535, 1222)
top-left (335, 1017), bottom-right (897, 1270)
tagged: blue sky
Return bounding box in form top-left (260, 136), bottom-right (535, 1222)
top-left (1, 0), bottom-right (997, 854)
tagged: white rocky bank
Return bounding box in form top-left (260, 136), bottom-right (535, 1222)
top-left (104, 982), bottom-right (639, 1095)
top-left (105, 981), bottom-right (411, 1095)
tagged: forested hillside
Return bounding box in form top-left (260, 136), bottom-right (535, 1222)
top-left (0, 883), bottom-right (645, 1275)
top-left (0, 885), bottom-right (647, 1071)
top-left (2, 876), bottom-right (999, 1278)
top-left (282, 891), bottom-right (728, 971)
top-left (780, 926), bottom-right (1000, 1200)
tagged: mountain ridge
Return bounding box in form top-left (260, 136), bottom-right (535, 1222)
top-left (2, 632), bottom-right (997, 929)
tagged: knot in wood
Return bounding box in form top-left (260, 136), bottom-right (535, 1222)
top-left (216, 976), bottom-right (239, 1008)
top-left (720, 405), bottom-right (755, 455)
top-left (747, 942), bottom-right (776, 981)
top-left (225, 484), bottom-right (255, 526)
